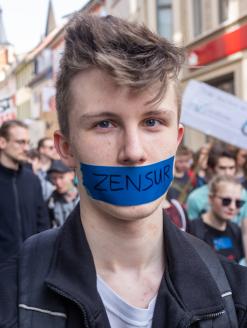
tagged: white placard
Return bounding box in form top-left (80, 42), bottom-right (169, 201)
top-left (181, 80), bottom-right (247, 149)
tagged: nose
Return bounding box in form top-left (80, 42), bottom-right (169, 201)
top-left (54, 178), bottom-right (62, 189)
top-left (118, 128), bottom-right (147, 165)
top-left (24, 142), bottom-right (30, 153)
top-left (228, 199), bottom-right (237, 211)
top-left (225, 168), bottom-right (234, 176)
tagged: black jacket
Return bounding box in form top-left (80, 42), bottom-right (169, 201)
top-left (0, 163), bottom-right (50, 263)
top-left (1, 204), bottom-right (247, 327)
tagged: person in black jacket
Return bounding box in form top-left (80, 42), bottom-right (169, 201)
top-left (0, 120), bottom-right (50, 263)
top-left (1, 14), bottom-right (247, 328)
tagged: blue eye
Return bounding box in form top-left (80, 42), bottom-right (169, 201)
top-left (97, 120), bottom-right (112, 128)
top-left (145, 119), bottom-right (159, 127)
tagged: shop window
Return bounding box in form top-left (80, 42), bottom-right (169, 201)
top-left (157, 0), bottom-right (173, 40)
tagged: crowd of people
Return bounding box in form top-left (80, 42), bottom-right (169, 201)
top-left (166, 142), bottom-right (247, 264)
top-left (0, 120), bottom-right (79, 263)
top-left (1, 118), bottom-right (247, 266)
top-left (1, 13), bottom-right (247, 327)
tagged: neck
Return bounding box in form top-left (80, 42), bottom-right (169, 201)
top-left (203, 212), bottom-right (227, 231)
top-left (174, 170), bottom-right (186, 178)
top-left (0, 153), bottom-right (19, 170)
top-left (80, 200), bottom-right (165, 274)
top-left (40, 156), bottom-right (52, 171)
top-left (197, 169), bottom-right (206, 178)
top-left (64, 187), bottom-right (78, 202)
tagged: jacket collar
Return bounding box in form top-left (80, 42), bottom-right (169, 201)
top-left (46, 204), bottom-right (224, 321)
top-left (0, 162), bottom-right (22, 176)
top-left (163, 215), bottom-right (224, 316)
top-left (45, 204), bottom-right (107, 323)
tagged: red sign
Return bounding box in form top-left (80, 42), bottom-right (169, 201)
top-left (188, 23), bottom-right (247, 66)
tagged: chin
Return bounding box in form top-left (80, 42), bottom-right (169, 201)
top-left (91, 196), bottom-right (164, 222)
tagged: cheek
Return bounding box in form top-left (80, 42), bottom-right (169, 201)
top-left (211, 201), bottom-right (221, 213)
top-left (72, 133), bottom-right (116, 164)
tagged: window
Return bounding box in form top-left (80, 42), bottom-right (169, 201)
top-left (157, 0), bottom-right (173, 40)
top-left (193, 0), bottom-right (202, 37)
top-left (218, 0), bottom-right (229, 23)
top-left (207, 73), bottom-right (235, 95)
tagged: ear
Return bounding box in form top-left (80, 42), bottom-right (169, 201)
top-left (208, 193), bottom-right (213, 205)
top-left (177, 123), bottom-right (184, 146)
top-left (54, 130), bottom-right (76, 168)
top-left (0, 136), bottom-right (7, 150)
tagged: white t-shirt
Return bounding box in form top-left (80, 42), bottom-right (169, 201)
top-left (97, 275), bottom-right (157, 328)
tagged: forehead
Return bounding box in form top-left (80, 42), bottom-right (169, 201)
top-left (238, 149), bottom-right (247, 156)
top-left (43, 139), bottom-right (53, 146)
top-left (176, 153), bottom-right (190, 159)
top-left (50, 171), bottom-right (67, 178)
top-left (215, 182), bottom-right (241, 195)
top-left (217, 156), bottom-right (235, 166)
top-left (69, 69), bottom-right (178, 117)
top-left (8, 126), bottom-right (28, 139)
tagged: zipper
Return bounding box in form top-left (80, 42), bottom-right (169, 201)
top-left (12, 175), bottom-right (23, 245)
top-left (47, 283), bottom-right (90, 328)
top-left (185, 310), bottom-right (225, 327)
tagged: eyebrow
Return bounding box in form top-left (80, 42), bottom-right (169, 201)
top-left (78, 109), bottom-right (175, 123)
top-left (143, 109), bottom-right (175, 118)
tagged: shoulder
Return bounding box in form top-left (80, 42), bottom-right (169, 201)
top-left (21, 166), bottom-right (40, 182)
top-left (189, 217), bottom-right (203, 226)
top-left (188, 185), bottom-right (209, 200)
top-left (220, 256), bottom-right (247, 308)
top-left (188, 217), bottom-right (206, 236)
top-left (228, 221), bottom-right (241, 232)
top-left (22, 228), bottom-right (60, 256)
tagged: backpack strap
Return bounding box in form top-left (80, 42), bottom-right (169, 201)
top-left (170, 199), bottom-right (187, 231)
top-left (185, 233), bottom-right (238, 328)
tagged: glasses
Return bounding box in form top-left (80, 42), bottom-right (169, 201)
top-left (12, 139), bottom-right (30, 146)
top-left (214, 196), bottom-right (245, 209)
top-left (44, 145), bottom-right (55, 150)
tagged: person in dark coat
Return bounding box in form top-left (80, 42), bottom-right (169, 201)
top-left (0, 120), bottom-right (50, 263)
top-left (1, 14), bottom-right (247, 328)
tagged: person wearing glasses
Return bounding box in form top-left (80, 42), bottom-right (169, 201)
top-left (0, 120), bottom-right (49, 264)
top-left (2, 14), bottom-right (247, 328)
top-left (189, 175), bottom-right (245, 263)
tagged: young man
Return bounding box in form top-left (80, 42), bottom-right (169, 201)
top-left (0, 120), bottom-right (49, 264)
top-left (189, 175), bottom-right (245, 263)
top-left (47, 160), bottom-right (79, 227)
top-left (37, 137), bottom-right (58, 200)
top-left (167, 144), bottom-right (193, 203)
top-left (37, 137), bottom-right (58, 171)
top-left (1, 14), bottom-right (247, 328)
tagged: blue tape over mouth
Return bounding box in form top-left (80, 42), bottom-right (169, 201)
top-left (80, 156), bottom-right (174, 206)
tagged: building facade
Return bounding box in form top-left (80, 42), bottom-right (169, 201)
top-left (106, 0), bottom-right (247, 150)
top-left (181, 0), bottom-right (247, 149)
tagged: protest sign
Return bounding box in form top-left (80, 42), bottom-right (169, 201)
top-left (181, 80), bottom-right (247, 149)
